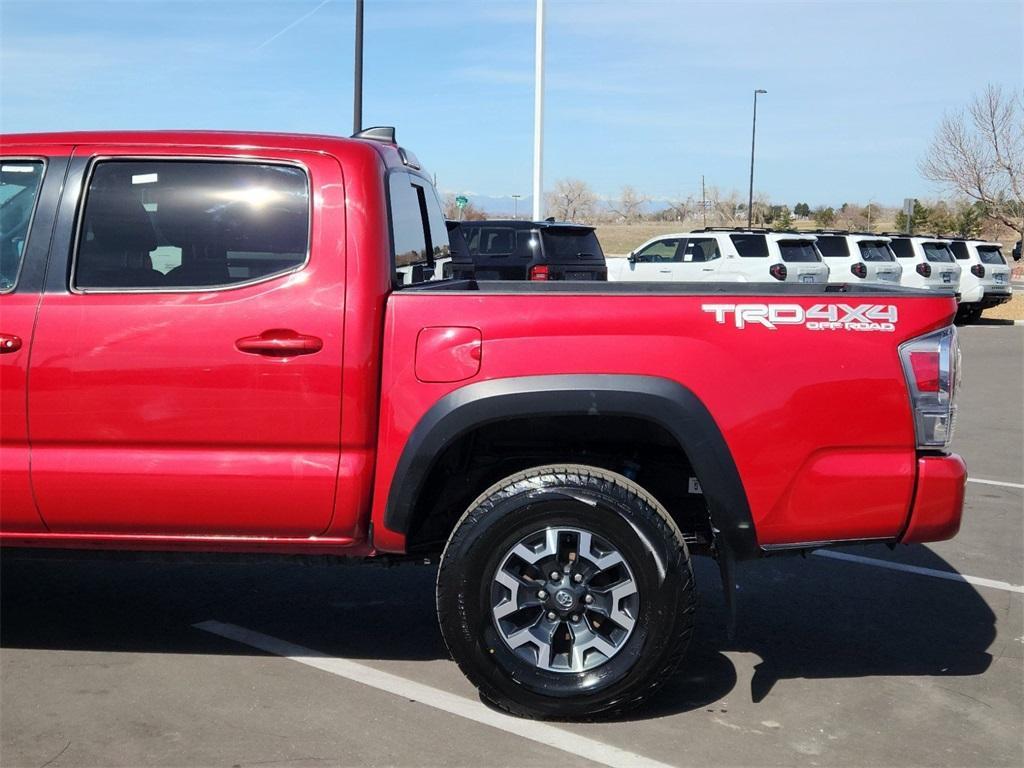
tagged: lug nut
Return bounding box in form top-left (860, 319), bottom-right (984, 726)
top-left (550, 571), bottom-right (560, 581)
top-left (573, 573), bottom-right (583, 583)
top-left (547, 611), bottom-right (557, 620)
top-left (571, 614), bottom-right (580, 622)
top-left (537, 589), bottom-right (547, 599)
top-left (584, 594), bottom-right (594, 604)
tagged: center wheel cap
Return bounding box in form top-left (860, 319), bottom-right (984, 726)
top-left (553, 589), bottom-right (575, 610)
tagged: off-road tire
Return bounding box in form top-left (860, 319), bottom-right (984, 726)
top-left (436, 464), bottom-right (696, 719)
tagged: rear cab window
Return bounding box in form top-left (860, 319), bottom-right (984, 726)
top-left (387, 171), bottom-right (449, 285)
top-left (0, 160), bottom-right (46, 292)
top-left (74, 160), bottom-right (309, 291)
top-left (857, 241), bottom-right (896, 262)
top-left (777, 239), bottom-right (821, 263)
top-left (815, 236), bottom-right (849, 258)
top-left (922, 242), bottom-right (954, 263)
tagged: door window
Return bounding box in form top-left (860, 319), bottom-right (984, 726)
top-left (633, 238), bottom-right (681, 262)
top-left (0, 160), bottom-right (46, 292)
top-left (682, 238), bottom-right (720, 262)
top-left (74, 160), bottom-right (309, 291)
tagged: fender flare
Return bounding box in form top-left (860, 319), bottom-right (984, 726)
top-left (384, 374), bottom-right (759, 560)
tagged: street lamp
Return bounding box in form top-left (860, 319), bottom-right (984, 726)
top-left (511, 194), bottom-right (522, 220)
top-left (747, 88), bottom-right (767, 229)
top-left (353, 0), bottom-right (364, 134)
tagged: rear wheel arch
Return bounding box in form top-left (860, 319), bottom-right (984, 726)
top-left (382, 374), bottom-right (758, 560)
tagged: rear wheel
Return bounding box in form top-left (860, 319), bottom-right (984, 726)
top-left (436, 464), bottom-right (696, 719)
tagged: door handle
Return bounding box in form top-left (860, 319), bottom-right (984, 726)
top-left (0, 334), bottom-right (22, 354)
top-left (658, 269), bottom-right (672, 274)
top-left (235, 329), bottom-right (323, 357)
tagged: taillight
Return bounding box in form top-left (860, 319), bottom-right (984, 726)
top-left (851, 262), bottom-right (868, 279)
top-left (916, 262), bottom-right (932, 278)
top-left (769, 263), bottom-right (787, 281)
top-left (971, 264), bottom-right (985, 278)
top-left (529, 265), bottom-right (550, 281)
top-left (899, 327), bottom-right (960, 450)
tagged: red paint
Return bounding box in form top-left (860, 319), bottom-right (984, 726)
top-left (415, 327), bottom-right (482, 383)
top-left (900, 455), bottom-right (966, 543)
top-left (0, 130), bottom-right (966, 558)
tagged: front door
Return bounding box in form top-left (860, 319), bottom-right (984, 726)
top-left (28, 146), bottom-right (346, 536)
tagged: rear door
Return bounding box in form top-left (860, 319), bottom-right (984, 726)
top-left (0, 149), bottom-right (67, 531)
top-left (28, 146), bottom-right (346, 535)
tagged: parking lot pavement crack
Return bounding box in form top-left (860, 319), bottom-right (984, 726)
top-left (37, 739), bottom-right (71, 768)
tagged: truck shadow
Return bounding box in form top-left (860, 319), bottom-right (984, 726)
top-left (0, 543), bottom-right (996, 721)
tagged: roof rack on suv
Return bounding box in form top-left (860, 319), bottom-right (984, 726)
top-left (691, 226), bottom-right (771, 233)
top-left (812, 228), bottom-right (850, 234)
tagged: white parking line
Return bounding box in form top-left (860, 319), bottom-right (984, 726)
top-left (967, 477), bottom-right (1024, 490)
top-left (811, 550), bottom-right (1024, 594)
top-left (194, 620), bottom-right (677, 768)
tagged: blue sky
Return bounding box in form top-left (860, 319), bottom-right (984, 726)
top-left (1, 0), bottom-right (1021, 207)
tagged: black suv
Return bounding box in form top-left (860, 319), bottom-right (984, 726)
top-left (450, 220), bottom-right (607, 281)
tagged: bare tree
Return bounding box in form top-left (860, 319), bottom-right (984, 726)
top-left (608, 185), bottom-right (649, 224)
top-left (921, 85), bottom-right (1024, 240)
top-left (545, 178), bottom-right (597, 223)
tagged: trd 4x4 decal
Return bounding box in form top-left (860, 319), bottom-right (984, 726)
top-left (702, 303), bottom-right (898, 331)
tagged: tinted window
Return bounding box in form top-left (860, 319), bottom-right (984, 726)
top-left (889, 238), bottom-right (914, 258)
top-left (0, 160), bottom-right (46, 292)
top-left (778, 240), bottom-right (821, 263)
top-left (922, 242), bottom-right (954, 263)
top-left (75, 160), bottom-right (308, 291)
top-left (682, 237), bottom-right (720, 262)
top-left (857, 241), bottom-right (896, 262)
top-left (388, 172), bottom-right (429, 268)
top-left (815, 235), bottom-right (849, 258)
top-left (977, 245), bottom-right (1006, 265)
top-left (541, 228), bottom-right (603, 262)
top-left (730, 233), bottom-right (768, 257)
top-left (424, 186), bottom-right (450, 264)
top-left (634, 238), bottom-right (680, 263)
top-left (949, 241), bottom-right (970, 260)
top-left (474, 226), bottom-right (516, 256)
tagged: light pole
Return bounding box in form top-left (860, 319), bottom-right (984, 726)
top-left (512, 194), bottom-right (521, 220)
top-left (353, 0), bottom-right (364, 134)
top-left (747, 88), bottom-right (766, 229)
top-left (532, 0), bottom-right (545, 220)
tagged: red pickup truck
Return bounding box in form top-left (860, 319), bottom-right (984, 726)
top-left (0, 130), bottom-right (966, 718)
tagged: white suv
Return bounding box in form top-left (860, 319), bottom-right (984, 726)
top-left (813, 231), bottom-right (903, 285)
top-left (608, 229), bottom-right (829, 284)
top-left (886, 235), bottom-right (962, 294)
top-left (948, 238), bottom-right (1013, 321)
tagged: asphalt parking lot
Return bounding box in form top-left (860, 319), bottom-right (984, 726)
top-left (2, 325), bottom-right (1021, 768)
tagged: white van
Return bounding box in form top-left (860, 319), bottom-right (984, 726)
top-left (813, 231), bottom-right (903, 285)
top-left (948, 238), bottom-right (1013, 321)
top-left (608, 229), bottom-right (829, 284)
top-left (886, 235), bottom-right (962, 294)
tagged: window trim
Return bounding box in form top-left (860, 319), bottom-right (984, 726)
top-left (69, 155), bottom-right (312, 295)
top-left (0, 156), bottom-right (48, 295)
top-left (385, 167), bottom-right (443, 288)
